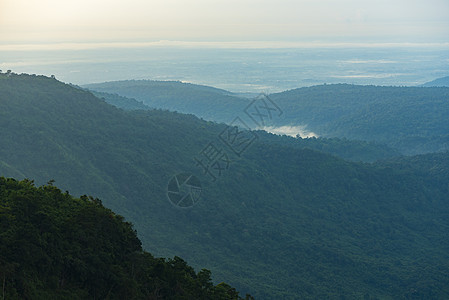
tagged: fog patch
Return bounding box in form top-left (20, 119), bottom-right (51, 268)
top-left (262, 125), bottom-right (319, 138)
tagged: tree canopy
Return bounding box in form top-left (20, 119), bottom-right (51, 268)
top-left (0, 177), bottom-right (251, 299)
top-left (1, 73), bottom-right (449, 298)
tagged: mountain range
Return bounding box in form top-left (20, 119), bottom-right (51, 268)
top-left (85, 80), bottom-right (449, 155)
top-left (1, 73), bottom-right (449, 299)
top-left (421, 75), bottom-right (449, 87)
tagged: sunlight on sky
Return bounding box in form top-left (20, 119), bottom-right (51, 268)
top-left (1, 0), bottom-right (448, 45)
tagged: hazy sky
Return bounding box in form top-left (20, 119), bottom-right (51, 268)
top-left (1, 0), bottom-right (448, 45)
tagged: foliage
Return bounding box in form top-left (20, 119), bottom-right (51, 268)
top-left (270, 84), bottom-right (449, 155)
top-left (254, 130), bottom-right (400, 162)
top-left (88, 90), bottom-right (150, 111)
top-left (0, 177), bottom-right (249, 299)
top-left (1, 73), bottom-right (449, 298)
top-left (85, 81), bottom-right (400, 162)
top-left (86, 80), bottom-right (449, 155)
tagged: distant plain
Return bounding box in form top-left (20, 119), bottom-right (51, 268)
top-left (2, 44), bottom-right (449, 93)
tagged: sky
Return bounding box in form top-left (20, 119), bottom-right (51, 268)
top-left (1, 0), bottom-right (448, 46)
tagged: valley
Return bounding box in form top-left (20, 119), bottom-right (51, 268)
top-left (1, 73), bottom-right (448, 298)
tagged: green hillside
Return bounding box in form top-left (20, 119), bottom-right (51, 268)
top-left (254, 130), bottom-right (400, 162)
top-left (90, 88), bottom-right (400, 162)
top-left (1, 73), bottom-right (449, 299)
top-left (84, 80), bottom-right (245, 123)
top-left (270, 84), bottom-right (449, 154)
top-left (89, 90), bottom-right (150, 110)
top-left (0, 177), bottom-right (248, 299)
top-left (87, 80), bottom-right (449, 155)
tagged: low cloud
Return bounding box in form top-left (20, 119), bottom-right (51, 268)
top-left (262, 125), bottom-right (319, 138)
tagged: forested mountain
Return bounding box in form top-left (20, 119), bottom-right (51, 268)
top-left (86, 80), bottom-right (449, 155)
top-left (91, 88), bottom-right (400, 162)
top-left (84, 80), bottom-right (245, 123)
top-left (89, 90), bottom-right (150, 110)
top-left (421, 75), bottom-right (449, 87)
top-left (2, 73), bottom-right (449, 299)
top-left (270, 84), bottom-right (449, 155)
top-left (0, 177), bottom-right (249, 299)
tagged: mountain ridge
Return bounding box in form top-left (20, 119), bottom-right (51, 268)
top-left (420, 75), bottom-right (449, 87)
top-left (85, 80), bottom-right (449, 155)
top-left (87, 82), bottom-right (401, 162)
top-left (2, 73), bottom-right (449, 298)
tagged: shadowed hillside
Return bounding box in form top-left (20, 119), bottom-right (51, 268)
top-left (1, 73), bottom-right (449, 299)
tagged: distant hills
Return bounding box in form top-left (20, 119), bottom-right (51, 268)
top-left (85, 81), bottom-right (449, 155)
top-left (84, 80), bottom-right (245, 124)
top-left (270, 84), bottom-right (449, 155)
top-left (421, 75), bottom-right (449, 87)
top-left (2, 73), bottom-right (449, 299)
top-left (88, 85), bottom-right (400, 163)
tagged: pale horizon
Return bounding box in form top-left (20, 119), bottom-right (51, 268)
top-left (1, 0), bottom-right (448, 91)
top-left (1, 0), bottom-right (448, 46)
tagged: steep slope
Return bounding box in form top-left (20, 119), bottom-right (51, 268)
top-left (1, 73), bottom-right (449, 299)
top-left (90, 87), bottom-right (400, 162)
top-left (85, 81), bottom-right (449, 155)
top-left (0, 177), bottom-right (248, 299)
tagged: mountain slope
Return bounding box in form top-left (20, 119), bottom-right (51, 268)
top-left (270, 84), bottom-right (449, 154)
top-left (85, 81), bottom-right (449, 155)
top-left (89, 86), bottom-right (400, 162)
top-left (421, 75), bottom-right (449, 87)
top-left (0, 177), bottom-right (248, 299)
top-left (83, 80), bottom-right (246, 123)
top-left (1, 73), bottom-right (449, 299)
top-left (89, 90), bottom-right (150, 110)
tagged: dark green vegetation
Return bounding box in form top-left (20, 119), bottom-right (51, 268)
top-left (2, 73), bottom-right (449, 298)
top-left (87, 84), bottom-right (400, 162)
top-left (86, 80), bottom-right (449, 155)
top-left (0, 177), bottom-right (249, 299)
top-left (254, 130), bottom-right (400, 162)
top-left (270, 84), bottom-right (449, 155)
top-left (89, 90), bottom-right (150, 111)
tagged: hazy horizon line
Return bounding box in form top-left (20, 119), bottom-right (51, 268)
top-left (1, 40), bottom-right (449, 51)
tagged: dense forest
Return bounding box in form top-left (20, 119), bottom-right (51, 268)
top-left (1, 73), bottom-right (449, 298)
top-left (86, 80), bottom-right (449, 155)
top-left (87, 90), bottom-right (150, 111)
top-left (0, 177), bottom-right (250, 299)
top-left (270, 84), bottom-right (449, 154)
top-left (92, 88), bottom-right (400, 162)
